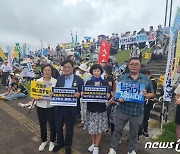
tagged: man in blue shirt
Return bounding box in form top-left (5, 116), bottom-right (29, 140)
top-left (108, 57), bottom-right (154, 154)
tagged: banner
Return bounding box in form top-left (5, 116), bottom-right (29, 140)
top-left (172, 7), bottom-right (180, 41)
top-left (7, 46), bottom-right (12, 66)
top-left (163, 30), bottom-right (174, 102)
top-left (22, 43), bottom-right (26, 58)
top-left (119, 33), bottom-right (156, 45)
top-left (148, 33), bottom-right (155, 40)
top-left (50, 87), bottom-right (77, 106)
top-left (59, 42), bottom-right (73, 49)
top-left (115, 82), bottom-right (145, 104)
top-left (82, 85), bottom-right (108, 103)
top-left (98, 40), bottom-right (110, 64)
top-left (30, 80), bottom-right (52, 99)
top-left (13, 46), bottom-right (18, 59)
top-left (173, 31), bottom-right (180, 79)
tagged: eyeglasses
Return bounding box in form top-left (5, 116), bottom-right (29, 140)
top-left (63, 66), bottom-right (73, 69)
top-left (129, 63), bottom-right (141, 67)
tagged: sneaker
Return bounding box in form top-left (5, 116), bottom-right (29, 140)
top-left (49, 142), bottom-right (55, 151)
top-left (39, 141), bottom-right (47, 151)
top-left (108, 148), bottom-right (116, 154)
top-left (143, 132), bottom-right (150, 138)
top-left (92, 147), bottom-right (99, 154)
top-left (18, 103), bottom-right (29, 108)
top-left (128, 150), bottom-right (136, 154)
top-left (88, 143), bottom-right (94, 152)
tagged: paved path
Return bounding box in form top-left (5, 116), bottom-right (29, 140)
top-left (0, 87), bottom-right (178, 154)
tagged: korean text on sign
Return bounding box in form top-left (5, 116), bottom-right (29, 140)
top-left (82, 85), bottom-right (108, 103)
top-left (30, 80), bottom-right (52, 99)
top-left (115, 82), bottom-right (145, 103)
top-left (50, 87), bottom-right (78, 106)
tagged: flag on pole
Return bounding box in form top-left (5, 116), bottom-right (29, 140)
top-left (7, 46), bottom-right (13, 66)
top-left (98, 40), bottom-right (110, 64)
top-left (71, 31), bottom-right (74, 46)
top-left (75, 31), bottom-right (77, 46)
top-left (0, 46), bottom-right (6, 60)
top-left (163, 30), bottom-right (174, 102)
top-left (13, 45), bottom-right (18, 59)
top-left (40, 39), bottom-right (43, 50)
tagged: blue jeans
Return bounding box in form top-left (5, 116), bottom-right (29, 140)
top-left (6, 92), bottom-right (27, 100)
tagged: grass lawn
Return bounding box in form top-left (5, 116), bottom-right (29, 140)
top-left (155, 120), bottom-right (176, 142)
top-left (23, 82), bottom-right (30, 93)
top-left (114, 48), bottom-right (155, 65)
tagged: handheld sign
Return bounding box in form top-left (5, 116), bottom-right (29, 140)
top-left (115, 82), bottom-right (145, 103)
top-left (82, 85), bottom-right (108, 103)
top-left (30, 80), bottom-right (52, 99)
top-left (50, 87), bottom-right (77, 106)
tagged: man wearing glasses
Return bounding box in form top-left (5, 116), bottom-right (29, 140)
top-left (53, 59), bottom-right (84, 154)
top-left (108, 57), bottom-right (154, 154)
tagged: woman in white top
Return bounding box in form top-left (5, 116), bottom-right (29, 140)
top-left (35, 64), bottom-right (57, 152)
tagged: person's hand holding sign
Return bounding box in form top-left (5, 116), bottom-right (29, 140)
top-left (34, 96), bottom-right (43, 100)
top-left (49, 92), bottom-right (54, 97)
top-left (74, 92), bottom-right (80, 98)
top-left (117, 98), bottom-right (124, 103)
top-left (142, 90), bottom-right (147, 97)
top-left (106, 93), bottom-right (110, 99)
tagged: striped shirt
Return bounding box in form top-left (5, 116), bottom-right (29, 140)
top-left (117, 73), bottom-right (154, 116)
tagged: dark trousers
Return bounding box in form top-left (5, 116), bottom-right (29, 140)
top-left (139, 100), bottom-right (154, 133)
top-left (138, 42), bottom-right (146, 49)
top-left (1, 72), bottom-right (9, 85)
top-left (36, 106), bottom-right (56, 142)
top-left (151, 53), bottom-right (163, 60)
top-left (55, 107), bottom-right (76, 149)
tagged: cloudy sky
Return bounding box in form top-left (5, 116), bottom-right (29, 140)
top-left (0, 0), bottom-right (179, 51)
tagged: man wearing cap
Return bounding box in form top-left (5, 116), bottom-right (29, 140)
top-left (151, 44), bottom-right (163, 60)
top-left (0, 60), bottom-right (12, 86)
top-left (77, 64), bottom-right (91, 127)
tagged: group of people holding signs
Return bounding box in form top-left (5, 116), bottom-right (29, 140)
top-left (31, 57), bottom-right (154, 154)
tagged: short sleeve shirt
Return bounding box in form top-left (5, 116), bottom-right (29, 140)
top-left (117, 73), bottom-right (154, 116)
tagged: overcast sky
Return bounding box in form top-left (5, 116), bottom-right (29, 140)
top-left (0, 0), bottom-right (179, 51)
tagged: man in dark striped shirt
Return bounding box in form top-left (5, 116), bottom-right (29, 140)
top-left (108, 57), bottom-right (154, 154)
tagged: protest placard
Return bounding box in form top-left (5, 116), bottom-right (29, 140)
top-left (50, 87), bottom-right (77, 106)
top-left (82, 85), bottom-right (108, 103)
top-left (115, 82), bottom-right (145, 103)
top-left (30, 80), bottom-right (52, 99)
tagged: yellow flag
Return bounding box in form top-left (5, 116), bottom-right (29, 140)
top-left (13, 46), bottom-right (18, 58)
top-left (0, 47), bottom-right (6, 59)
